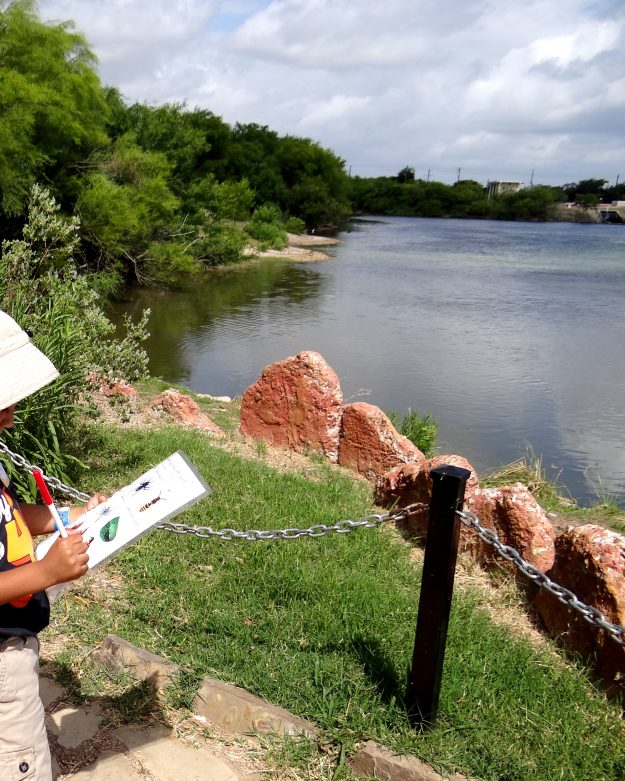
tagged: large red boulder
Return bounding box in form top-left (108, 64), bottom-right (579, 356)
top-left (240, 351), bottom-right (343, 462)
top-left (464, 484), bottom-right (555, 571)
top-left (375, 454), bottom-right (478, 537)
top-left (338, 403), bottom-right (425, 482)
top-left (153, 390), bottom-right (225, 436)
top-left (374, 461), bottom-right (425, 508)
top-left (421, 455), bottom-right (480, 505)
top-left (533, 524), bottom-right (625, 694)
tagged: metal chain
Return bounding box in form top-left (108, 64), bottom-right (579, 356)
top-left (457, 508), bottom-right (625, 647)
top-left (0, 440), bottom-right (429, 542)
top-left (5, 432), bottom-right (622, 649)
top-left (156, 502), bottom-right (429, 541)
top-left (0, 441), bottom-right (91, 503)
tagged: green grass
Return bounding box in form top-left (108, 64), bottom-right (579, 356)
top-left (482, 453), bottom-right (625, 532)
top-left (49, 424), bottom-right (625, 781)
top-left (387, 408), bottom-right (438, 458)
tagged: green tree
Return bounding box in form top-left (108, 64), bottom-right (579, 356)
top-left (76, 134), bottom-right (197, 283)
top-left (397, 166), bottom-right (415, 183)
top-left (576, 193), bottom-right (599, 211)
top-left (563, 178), bottom-right (608, 202)
top-left (0, 0), bottom-right (108, 215)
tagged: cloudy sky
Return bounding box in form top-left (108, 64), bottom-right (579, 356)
top-left (39, 0), bottom-right (625, 186)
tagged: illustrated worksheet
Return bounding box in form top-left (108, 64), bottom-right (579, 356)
top-left (36, 450), bottom-right (211, 599)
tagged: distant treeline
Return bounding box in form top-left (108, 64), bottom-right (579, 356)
top-left (1, 1), bottom-right (622, 288)
top-left (350, 171), bottom-right (625, 221)
top-left (0, 1), bottom-right (350, 284)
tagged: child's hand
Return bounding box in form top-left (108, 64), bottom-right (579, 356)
top-left (70, 493), bottom-right (109, 523)
top-left (41, 529), bottom-right (90, 585)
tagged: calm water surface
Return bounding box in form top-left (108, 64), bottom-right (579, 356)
top-left (113, 217), bottom-right (625, 506)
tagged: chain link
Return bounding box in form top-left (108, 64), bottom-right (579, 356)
top-left (156, 503), bottom-right (429, 541)
top-left (0, 441), bottom-right (91, 503)
top-left (0, 438), bottom-right (429, 539)
top-left (457, 509), bottom-right (625, 647)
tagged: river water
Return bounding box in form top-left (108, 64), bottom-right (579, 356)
top-left (112, 217), bottom-right (625, 506)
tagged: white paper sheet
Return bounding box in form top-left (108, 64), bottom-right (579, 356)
top-left (36, 450), bottom-right (211, 599)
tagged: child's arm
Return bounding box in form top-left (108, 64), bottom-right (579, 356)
top-left (0, 530), bottom-right (89, 606)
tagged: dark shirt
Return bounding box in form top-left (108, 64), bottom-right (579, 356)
top-left (0, 478), bottom-right (50, 638)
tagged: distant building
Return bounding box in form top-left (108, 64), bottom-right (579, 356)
top-left (486, 180), bottom-right (523, 198)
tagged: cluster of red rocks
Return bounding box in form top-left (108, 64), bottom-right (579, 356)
top-left (91, 375), bottom-right (227, 437)
top-left (239, 351), bottom-right (625, 694)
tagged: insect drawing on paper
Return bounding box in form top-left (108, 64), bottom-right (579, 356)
top-left (139, 495), bottom-right (164, 512)
top-left (100, 516), bottom-right (120, 543)
top-left (96, 505), bottom-right (112, 520)
top-left (134, 480), bottom-right (151, 493)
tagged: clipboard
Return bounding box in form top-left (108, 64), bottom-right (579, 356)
top-left (36, 450), bottom-right (211, 599)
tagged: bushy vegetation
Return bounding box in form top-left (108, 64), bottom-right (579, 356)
top-left (350, 175), bottom-right (565, 221)
top-left (0, 1), bottom-right (351, 286)
top-left (0, 186), bottom-right (149, 497)
top-left (350, 170), bottom-right (625, 221)
top-left (246, 204), bottom-right (288, 250)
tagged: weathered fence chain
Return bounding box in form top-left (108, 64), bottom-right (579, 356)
top-left (0, 441), bottom-right (91, 503)
top-left (156, 503), bottom-right (429, 540)
top-left (457, 508), bottom-right (625, 647)
top-left (5, 436), bottom-right (623, 647)
top-left (0, 441), bottom-right (430, 540)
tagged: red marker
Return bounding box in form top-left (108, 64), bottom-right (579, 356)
top-left (32, 469), bottom-right (68, 538)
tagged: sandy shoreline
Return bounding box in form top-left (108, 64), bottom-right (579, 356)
top-left (245, 232), bottom-right (341, 262)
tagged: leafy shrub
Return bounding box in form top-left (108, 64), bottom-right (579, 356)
top-left (388, 407), bottom-right (438, 457)
top-left (194, 221), bottom-right (248, 266)
top-left (247, 221), bottom-right (288, 250)
top-left (246, 203), bottom-right (288, 250)
top-left (284, 216), bottom-right (306, 234)
top-left (0, 185), bottom-right (150, 497)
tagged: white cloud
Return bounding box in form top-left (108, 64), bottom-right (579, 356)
top-left (37, 0), bottom-right (625, 184)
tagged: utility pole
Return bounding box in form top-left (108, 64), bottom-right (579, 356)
top-left (456, 167), bottom-right (461, 183)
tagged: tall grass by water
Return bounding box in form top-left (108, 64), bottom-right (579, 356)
top-left (52, 422), bottom-right (625, 781)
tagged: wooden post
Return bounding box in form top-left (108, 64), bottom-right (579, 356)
top-left (406, 464), bottom-right (470, 729)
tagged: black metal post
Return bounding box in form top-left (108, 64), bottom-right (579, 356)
top-left (406, 464), bottom-right (470, 729)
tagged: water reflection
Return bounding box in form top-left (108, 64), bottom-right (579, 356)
top-left (113, 260), bottom-right (327, 383)
top-left (111, 218), bottom-right (625, 506)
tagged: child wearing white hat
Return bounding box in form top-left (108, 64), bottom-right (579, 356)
top-left (0, 310), bottom-right (107, 781)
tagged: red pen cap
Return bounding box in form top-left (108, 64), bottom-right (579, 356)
top-left (32, 469), bottom-right (53, 505)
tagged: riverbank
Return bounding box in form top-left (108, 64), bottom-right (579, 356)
top-left (39, 377), bottom-right (625, 781)
top-left (244, 232), bottom-right (341, 262)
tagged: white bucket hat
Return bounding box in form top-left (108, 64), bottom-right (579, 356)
top-left (0, 310), bottom-right (59, 410)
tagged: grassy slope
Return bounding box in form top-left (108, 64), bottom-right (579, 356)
top-left (44, 401), bottom-right (625, 781)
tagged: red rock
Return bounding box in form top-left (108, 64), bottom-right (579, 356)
top-left (375, 455), bottom-right (478, 537)
top-left (374, 461), bottom-right (425, 507)
top-left (338, 403), bottom-right (425, 482)
top-left (533, 524), bottom-right (625, 694)
top-left (101, 380), bottom-right (138, 400)
top-left (153, 390), bottom-right (225, 436)
top-left (240, 351), bottom-right (343, 461)
top-left (464, 483), bottom-right (555, 572)
top-left (422, 455), bottom-right (480, 505)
